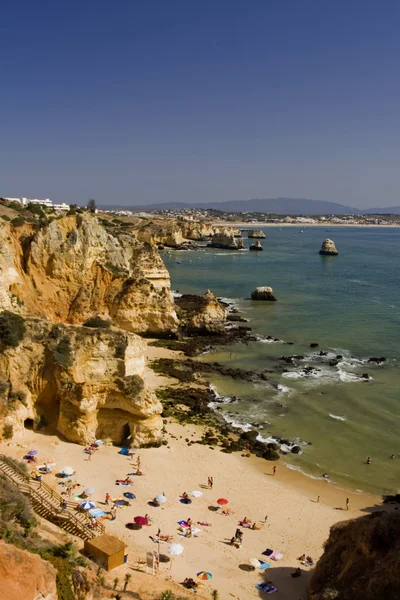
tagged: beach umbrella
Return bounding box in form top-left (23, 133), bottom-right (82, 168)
top-left (217, 498), bottom-right (229, 505)
top-left (85, 488), bottom-right (95, 495)
top-left (155, 494), bottom-right (167, 503)
top-left (190, 490), bottom-right (203, 498)
top-left (134, 516), bottom-right (148, 526)
top-left (123, 492), bottom-right (136, 500)
top-left (94, 440), bottom-right (103, 445)
top-left (62, 466), bottom-right (74, 476)
top-left (81, 501), bottom-right (96, 510)
top-left (197, 571), bottom-right (212, 581)
top-left (28, 450), bottom-right (38, 455)
top-left (249, 558), bottom-right (261, 568)
top-left (168, 543), bottom-right (184, 557)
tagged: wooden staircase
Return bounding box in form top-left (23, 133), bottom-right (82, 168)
top-left (0, 454), bottom-right (106, 541)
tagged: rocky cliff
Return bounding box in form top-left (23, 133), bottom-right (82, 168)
top-left (0, 540), bottom-right (58, 600)
top-left (209, 231), bottom-right (244, 249)
top-left (134, 218), bottom-right (240, 247)
top-left (0, 214), bottom-right (178, 336)
top-left (0, 318), bottom-right (162, 446)
top-left (309, 511), bottom-right (400, 600)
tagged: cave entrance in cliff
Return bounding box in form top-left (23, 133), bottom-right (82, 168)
top-left (121, 423), bottom-right (131, 445)
top-left (24, 418), bottom-right (34, 430)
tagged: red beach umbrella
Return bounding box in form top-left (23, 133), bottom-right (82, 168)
top-left (134, 516), bottom-right (149, 526)
top-left (217, 498), bottom-right (229, 505)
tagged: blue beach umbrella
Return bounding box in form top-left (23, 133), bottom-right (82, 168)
top-left (81, 501), bottom-right (96, 510)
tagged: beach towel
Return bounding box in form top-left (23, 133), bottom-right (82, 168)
top-left (89, 508), bottom-right (107, 518)
top-left (114, 499), bottom-right (129, 506)
top-left (119, 448), bottom-right (129, 455)
top-left (115, 481), bottom-right (132, 486)
top-left (178, 520), bottom-right (189, 528)
top-left (262, 549), bottom-right (273, 556)
top-left (271, 551), bottom-right (283, 561)
top-left (259, 562), bottom-right (271, 570)
top-left (255, 582), bottom-right (277, 594)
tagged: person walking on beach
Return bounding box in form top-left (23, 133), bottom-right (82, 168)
top-left (273, 466), bottom-right (276, 476)
top-left (317, 495), bottom-right (320, 503)
top-left (346, 497), bottom-right (349, 511)
top-left (105, 492), bottom-right (110, 505)
top-left (208, 476), bottom-right (213, 489)
top-left (264, 515), bottom-right (268, 523)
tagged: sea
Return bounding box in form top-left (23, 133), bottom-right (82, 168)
top-left (162, 226), bottom-right (400, 497)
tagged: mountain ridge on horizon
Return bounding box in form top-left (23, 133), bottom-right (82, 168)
top-left (99, 197), bottom-right (400, 215)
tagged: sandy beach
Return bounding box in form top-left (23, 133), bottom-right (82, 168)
top-left (0, 343), bottom-right (382, 600)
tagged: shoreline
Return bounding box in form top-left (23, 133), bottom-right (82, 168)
top-left (146, 344), bottom-right (382, 506)
top-left (212, 221), bottom-right (400, 228)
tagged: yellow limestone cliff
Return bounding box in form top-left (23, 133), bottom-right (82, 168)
top-left (0, 214), bottom-right (177, 445)
top-left (0, 319), bottom-right (163, 446)
top-left (0, 213), bottom-right (178, 335)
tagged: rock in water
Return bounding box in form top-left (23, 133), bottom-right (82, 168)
top-left (319, 238), bottom-right (339, 255)
top-left (247, 229), bottom-right (266, 239)
top-left (209, 230), bottom-right (241, 249)
top-left (175, 290), bottom-right (228, 334)
top-left (249, 241), bottom-right (263, 251)
top-left (250, 287), bottom-right (277, 301)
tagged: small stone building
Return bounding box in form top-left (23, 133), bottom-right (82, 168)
top-left (84, 534), bottom-right (127, 571)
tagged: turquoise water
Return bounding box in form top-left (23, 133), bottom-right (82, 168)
top-left (162, 227), bottom-right (400, 495)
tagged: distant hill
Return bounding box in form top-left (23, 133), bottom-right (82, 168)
top-left (102, 197), bottom-right (362, 215)
top-left (364, 206), bottom-right (400, 215)
top-left (100, 197), bottom-right (400, 215)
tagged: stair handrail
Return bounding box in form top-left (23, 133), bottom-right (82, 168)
top-left (0, 454), bottom-right (105, 537)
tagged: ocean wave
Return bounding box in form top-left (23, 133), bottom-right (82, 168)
top-left (329, 413), bottom-right (346, 421)
top-left (284, 463), bottom-right (324, 481)
top-left (256, 335), bottom-right (284, 344)
top-left (172, 290), bottom-right (182, 298)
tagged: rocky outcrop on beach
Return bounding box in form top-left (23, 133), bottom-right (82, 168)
top-left (134, 218), bottom-right (241, 247)
top-left (319, 238), bottom-right (339, 255)
top-left (309, 511), bottom-right (400, 600)
top-left (250, 286), bottom-right (277, 301)
top-left (175, 290), bottom-right (228, 334)
top-left (249, 240), bottom-right (263, 251)
top-left (209, 231), bottom-right (244, 249)
top-left (0, 540), bottom-right (58, 600)
top-left (247, 229), bottom-right (266, 238)
top-left (0, 318), bottom-right (163, 446)
top-left (0, 214), bottom-right (178, 336)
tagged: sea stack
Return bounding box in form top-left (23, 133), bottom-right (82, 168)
top-left (249, 240), bottom-right (263, 251)
top-left (319, 238), bottom-right (338, 255)
top-left (248, 229), bottom-right (266, 239)
top-left (250, 286), bottom-right (277, 301)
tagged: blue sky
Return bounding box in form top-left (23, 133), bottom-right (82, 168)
top-left (1, 1), bottom-right (400, 208)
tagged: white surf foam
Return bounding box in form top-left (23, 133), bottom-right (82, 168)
top-left (329, 413), bottom-right (346, 421)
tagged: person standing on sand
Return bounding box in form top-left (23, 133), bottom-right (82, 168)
top-left (346, 498), bottom-right (349, 511)
top-left (264, 515), bottom-right (268, 523)
top-left (317, 495), bottom-right (320, 503)
top-left (105, 492), bottom-right (110, 505)
top-left (273, 466), bottom-right (276, 476)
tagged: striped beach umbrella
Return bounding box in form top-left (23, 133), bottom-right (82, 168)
top-left (197, 571), bottom-right (212, 580)
top-left (81, 501), bottom-right (96, 510)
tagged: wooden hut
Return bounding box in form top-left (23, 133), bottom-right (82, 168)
top-left (84, 534), bottom-right (127, 571)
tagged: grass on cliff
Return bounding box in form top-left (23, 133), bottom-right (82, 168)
top-left (52, 336), bottom-right (73, 368)
top-left (0, 310), bottom-right (26, 348)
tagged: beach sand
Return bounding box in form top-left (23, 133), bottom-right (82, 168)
top-left (0, 416), bottom-right (380, 600)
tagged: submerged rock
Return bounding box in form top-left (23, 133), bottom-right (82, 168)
top-left (250, 286), bottom-right (277, 301)
top-left (319, 238), bottom-right (339, 255)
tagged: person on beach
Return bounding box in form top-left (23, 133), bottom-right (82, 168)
top-left (87, 449), bottom-right (92, 462)
top-left (391, 454), bottom-right (395, 459)
top-left (208, 476), bottom-right (213, 489)
top-left (367, 456), bottom-right (371, 464)
top-left (291, 567), bottom-right (301, 578)
top-left (182, 492), bottom-right (189, 500)
top-left (346, 497), bottom-right (349, 511)
top-left (110, 507), bottom-right (117, 520)
top-left (105, 492), bottom-right (110, 505)
top-left (273, 466), bottom-right (276, 476)
top-left (187, 518), bottom-right (192, 527)
top-left (265, 515), bottom-right (268, 523)
top-left (317, 495), bottom-right (320, 503)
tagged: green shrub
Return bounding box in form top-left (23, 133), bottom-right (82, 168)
top-left (160, 592), bottom-right (176, 600)
top-left (53, 337), bottom-right (73, 368)
top-left (0, 311), bottom-right (26, 348)
top-left (2, 423), bottom-right (13, 439)
top-left (9, 390), bottom-right (27, 405)
top-left (8, 202), bottom-right (23, 212)
top-left (26, 203), bottom-right (45, 217)
top-left (11, 217), bottom-right (26, 227)
top-left (117, 375), bottom-right (144, 398)
top-left (1, 214), bottom-right (10, 221)
top-left (83, 316), bottom-right (111, 329)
